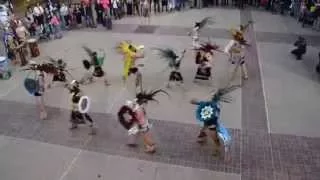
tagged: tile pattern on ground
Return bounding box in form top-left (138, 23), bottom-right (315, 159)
top-left (240, 10), bottom-right (269, 132)
top-left (0, 100), bottom-right (241, 174)
top-left (240, 9), bottom-right (274, 180)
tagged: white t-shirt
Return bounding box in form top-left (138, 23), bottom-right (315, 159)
top-left (112, 0), bottom-right (118, 9)
top-left (33, 6), bottom-right (41, 16)
top-left (34, 6), bottom-right (44, 16)
top-left (60, 5), bottom-right (69, 16)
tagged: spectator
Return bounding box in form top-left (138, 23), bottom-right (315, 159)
top-left (60, 3), bottom-right (69, 27)
top-left (50, 14), bottom-right (63, 39)
top-left (154, 0), bottom-right (161, 13)
top-left (112, 0), bottom-right (120, 19)
top-left (33, 3), bottom-right (45, 27)
top-left (127, 0), bottom-right (134, 16)
top-left (95, 2), bottom-right (104, 24)
top-left (84, 1), bottom-right (95, 27)
top-left (162, 0), bottom-right (168, 12)
top-left (316, 51), bottom-right (320, 73)
top-left (133, 0), bottom-right (140, 16)
top-left (74, 5), bottom-right (83, 27)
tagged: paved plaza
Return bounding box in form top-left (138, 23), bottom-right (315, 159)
top-left (0, 7), bottom-right (320, 180)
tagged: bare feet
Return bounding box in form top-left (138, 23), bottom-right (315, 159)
top-left (40, 111), bottom-right (47, 120)
top-left (145, 145), bottom-right (156, 154)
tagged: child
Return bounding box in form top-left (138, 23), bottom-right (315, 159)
top-left (50, 14), bottom-right (63, 39)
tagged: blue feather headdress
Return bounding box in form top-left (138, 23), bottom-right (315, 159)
top-left (195, 85), bottom-right (239, 122)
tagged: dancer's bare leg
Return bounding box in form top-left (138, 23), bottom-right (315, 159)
top-left (46, 73), bottom-right (54, 89)
top-left (143, 131), bottom-right (156, 153)
top-left (207, 129), bottom-right (220, 156)
top-left (241, 63), bottom-right (249, 80)
top-left (37, 96), bottom-right (47, 120)
top-left (197, 127), bottom-right (207, 143)
top-left (229, 63), bottom-right (240, 85)
top-left (135, 72), bottom-right (142, 93)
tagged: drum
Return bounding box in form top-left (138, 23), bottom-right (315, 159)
top-left (27, 38), bottom-right (40, 58)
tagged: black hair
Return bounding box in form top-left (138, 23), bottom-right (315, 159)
top-left (82, 60), bottom-right (91, 70)
top-left (135, 89), bottom-right (169, 105)
top-left (128, 45), bottom-right (137, 53)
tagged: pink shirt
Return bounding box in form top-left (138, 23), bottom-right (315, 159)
top-left (50, 16), bottom-right (60, 26)
top-left (100, 0), bottom-right (110, 9)
top-left (134, 107), bottom-right (146, 125)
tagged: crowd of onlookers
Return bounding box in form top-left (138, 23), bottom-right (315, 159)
top-left (264, 0), bottom-right (320, 30)
top-left (2, 0), bottom-right (320, 64)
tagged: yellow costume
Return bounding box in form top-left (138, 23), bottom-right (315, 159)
top-left (116, 41), bottom-right (144, 80)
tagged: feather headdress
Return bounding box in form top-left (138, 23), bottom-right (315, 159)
top-left (195, 17), bottom-right (215, 29)
top-left (135, 89), bottom-right (169, 105)
top-left (82, 46), bottom-right (96, 57)
top-left (211, 85), bottom-right (240, 103)
top-left (154, 48), bottom-right (183, 68)
top-left (229, 21), bottom-right (253, 46)
top-left (240, 20), bottom-right (254, 32)
top-left (22, 62), bottom-right (58, 74)
top-left (198, 42), bottom-right (222, 53)
top-left (48, 57), bottom-right (67, 69)
top-left (116, 41), bottom-right (144, 55)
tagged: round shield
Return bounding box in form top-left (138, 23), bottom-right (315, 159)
top-left (24, 78), bottom-right (39, 96)
top-left (78, 96), bottom-right (91, 113)
top-left (195, 101), bottom-right (220, 123)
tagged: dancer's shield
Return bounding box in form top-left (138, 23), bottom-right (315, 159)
top-left (24, 78), bottom-right (38, 95)
top-left (78, 96), bottom-right (91, 113)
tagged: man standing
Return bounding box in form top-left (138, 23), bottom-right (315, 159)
top-left (153, 0), bottom-right (161, 13)
top-left (316, 52), bottom-right (320, 74)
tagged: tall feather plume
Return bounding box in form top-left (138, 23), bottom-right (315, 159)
top-left (154, 48), bottom-right (179, 68)
top-left (211, 85), bottom-right (240, 103)
top-left (82, 46), bottom-right (94, 56)
top-left (199, 42), bottom-right (222, 53)
top-left (115, 41), bottom-right (131, 54)
top-left (136, 89), bottom-right (169, 104)
top-left (240, 20), bottom-right (254, 32)
top-left (198, 17), bottom-right (215, 30)
top-left (22, 63), bottom-right (58, 74)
